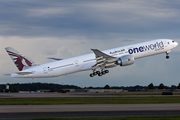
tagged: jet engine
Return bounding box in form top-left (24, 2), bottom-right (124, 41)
top-left (116, 55), bottom-right (134, 66)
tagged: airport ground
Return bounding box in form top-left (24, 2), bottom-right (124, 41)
top-left (0, 92), bottom-right (180, 120)
top-left (1, 91), bottom-right (180, 98)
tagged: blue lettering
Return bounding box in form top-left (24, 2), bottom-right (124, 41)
top-left (143, 45), bottom-right (150, 51)
top-left (150, 44), bottom-right (154, 50)
top-left (159, 41), bottom-right (164, 48)
top-left (153, 44), bottom-right (157, 49)
top-left (156, 42), bottom-right (159, 48)
top-left (128, 41), bottom-right (164, 54)
top-left (133, 48), bottom-right (139, 53)
top-left (128, 49), bottom-right (133, 54)
top-left (139, 47), bottom-right (144, 52)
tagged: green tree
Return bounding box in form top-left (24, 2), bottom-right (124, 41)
top-left (148, 83), bottom-right (154, 89)
top-left (177, 83), bottom-right (180, 89)
top-left (104, 85), bottom-right (110, 89)
top-left (158, 83), bottom-right (164, 89)
top-left (171, 85), bottom-right (176, 90)
top-left (12, 86), bottom-right (19, 92)
top-left (50, 88), bottom-right (55, 92)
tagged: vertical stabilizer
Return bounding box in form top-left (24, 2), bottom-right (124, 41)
top-left (5, 47), bottom-right (36, 71)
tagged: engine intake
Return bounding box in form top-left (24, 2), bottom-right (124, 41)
top-left (116, 55), bottom-right (134, 66)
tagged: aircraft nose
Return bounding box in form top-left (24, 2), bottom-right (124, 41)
top-left (175, 41), bottom-right (178, 47)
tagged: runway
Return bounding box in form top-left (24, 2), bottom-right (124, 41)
top-left (1, 104), bottom-right (180, 113)
top-left (0, 104), bottom-right (180, 119)
top-left (1, 93), bottom-right (180, 119)
top-left (1, 111), bottom-right (180, 120)
top-left (1, 92), bottom-right (180, 98)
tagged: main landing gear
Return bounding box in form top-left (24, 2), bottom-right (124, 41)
top-left (90, 70), bottom-right (109, 77)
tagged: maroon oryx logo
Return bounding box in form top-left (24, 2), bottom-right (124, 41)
top-left (7, 51), bottom-right (32, 71)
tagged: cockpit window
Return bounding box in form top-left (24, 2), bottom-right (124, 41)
top-left (172, 41), bottom-right (175, 43)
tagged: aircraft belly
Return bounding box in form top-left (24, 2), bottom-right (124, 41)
top-left (81, 62), bottom-right (96, 71)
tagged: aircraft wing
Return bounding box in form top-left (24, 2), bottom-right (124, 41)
top-left (91, 49), bottom-right (117, 70)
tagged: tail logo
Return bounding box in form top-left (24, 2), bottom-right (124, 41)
top-left (7, 51), bottom-right (32, 71)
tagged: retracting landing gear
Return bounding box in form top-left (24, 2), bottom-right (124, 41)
top-left (90, 69), bottom-right (109, 77)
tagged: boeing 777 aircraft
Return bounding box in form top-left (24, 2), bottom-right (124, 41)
top-left (5, 39), bottom-right (178, 78)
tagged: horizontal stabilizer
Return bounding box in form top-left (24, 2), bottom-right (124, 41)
top-left (4, 73), bottom-right (11, 76)
top-left (16, 72), bottom-right (34, 75)
top-left (48, 58), bottom-right (63, 61)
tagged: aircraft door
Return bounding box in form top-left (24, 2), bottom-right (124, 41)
top-left (43, 67), bottom-right (48, 74)
top-left (74, 60), bottom-right (79, 67)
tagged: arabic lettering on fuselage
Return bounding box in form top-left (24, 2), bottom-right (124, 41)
top-left (128, 41), bottom-right (164, 54)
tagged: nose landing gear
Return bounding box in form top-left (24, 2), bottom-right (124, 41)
top-left (166, 52), bottom-right (170, 59)
top-left (166, 56), bottom-right (169, 59)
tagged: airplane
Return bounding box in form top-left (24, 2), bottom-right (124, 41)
top-left (5, 39), bottom-right (178, 78)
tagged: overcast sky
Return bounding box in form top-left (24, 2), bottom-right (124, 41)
top-left (1, 0), bottom-right (180, 87)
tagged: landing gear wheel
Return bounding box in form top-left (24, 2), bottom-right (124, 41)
top-left (105, 70), bottom-right (109, 73)
top-left (90, 73), bottom-right (94, 77)
top-left (101, 71), bottom-right (106, 75)
top-left (166, 56), bottom-right (169, 59)
top-left (93, 72), bottom-right (97, 76)
top-left (98, 73), bottom-right (102, 76)
top-left (96, 71), bottom-right (100, 74)
top-left (90, 70), bottom-right (109, 77)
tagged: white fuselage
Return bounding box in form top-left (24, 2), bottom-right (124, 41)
top-left (11, 39), bottom-right (178, 78)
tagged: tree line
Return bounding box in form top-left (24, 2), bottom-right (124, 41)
top-left (85, 83), bottom-right (180, 90)
top-left (0, 83), bottom-right (180, 92)
top-left (0, 83), bottom-right (81, 92)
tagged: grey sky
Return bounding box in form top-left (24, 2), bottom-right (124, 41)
top-left (1, 0), bottom-right (180, 87)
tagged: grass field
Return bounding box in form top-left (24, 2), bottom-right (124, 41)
top-left (1, 97), bottom-right (180, 105)
top-left (28, 116), bottom-right (180, 120)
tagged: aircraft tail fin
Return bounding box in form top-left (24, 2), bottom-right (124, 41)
top-left (5, 47), bottom-right (36, 71)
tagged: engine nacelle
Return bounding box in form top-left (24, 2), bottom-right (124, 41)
top-left (116, 55), bottom-right (134, 66)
